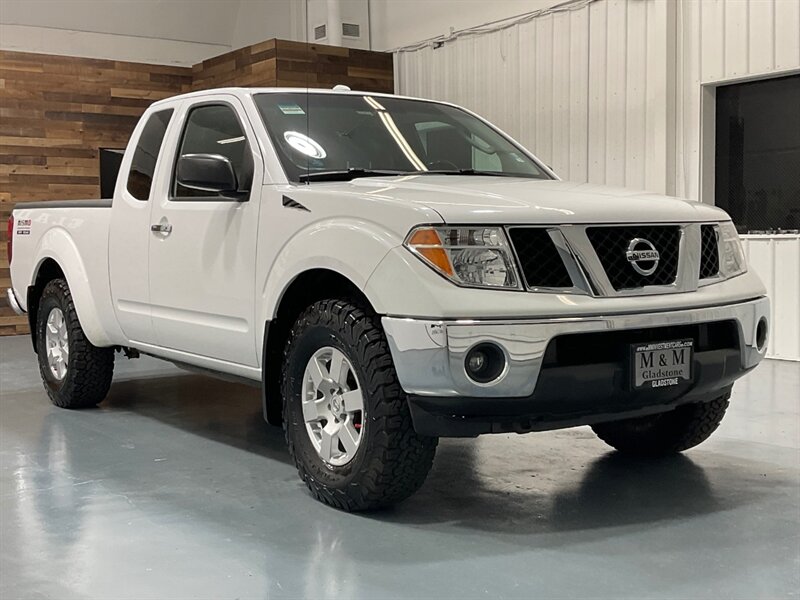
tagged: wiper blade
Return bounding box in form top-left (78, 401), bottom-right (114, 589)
top-left (298, 167), bottom-right (544, 182)
top-left (417, 169), bottom-right (538, 178)
top-left (298, 168), bottom-right (409, 182)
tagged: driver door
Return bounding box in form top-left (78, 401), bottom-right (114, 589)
top-left (147, 95), bottom-right (262, 366)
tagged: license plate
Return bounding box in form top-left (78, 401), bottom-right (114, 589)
top-left (631, 339), bottom-right (693, 389)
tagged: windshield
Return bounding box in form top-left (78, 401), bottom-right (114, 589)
top-left (253, 93), bottom-right (551, 182)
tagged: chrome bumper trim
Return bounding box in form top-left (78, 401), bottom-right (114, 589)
top-left (382, 296), bottom-right (770, 398)
top-left (6, 288), bottom-right (25, 316)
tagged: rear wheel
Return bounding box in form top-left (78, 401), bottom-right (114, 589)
top-left (282, 299), bottom-right (438, 511)
top-left (592, 393), bottom-right (731, 455)
top-left (36, 278), bottom-right (114, 409)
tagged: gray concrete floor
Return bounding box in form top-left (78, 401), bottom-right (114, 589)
top-left (1, 335), bottom-right (798, 600)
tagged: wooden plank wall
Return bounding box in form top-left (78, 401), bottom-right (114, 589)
top-left (272, 40), bottom-right (393, 92)
top-left (190, 39), bottom-right (393, 93)
top-left (192, 40), bottom-right (278, 90)
top-left (0, 51), bottom-right (193, 335)
top-left (0, 40), bottom-right (394, 336)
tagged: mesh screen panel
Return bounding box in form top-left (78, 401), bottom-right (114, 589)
top-left (586, 226), bottom-right (681, 290)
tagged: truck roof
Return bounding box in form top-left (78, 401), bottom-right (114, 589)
top-left (150, 87), bottom-right (424, 109)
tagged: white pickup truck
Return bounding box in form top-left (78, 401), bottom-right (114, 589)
top-left (7, 87), bottom-right (769, 511)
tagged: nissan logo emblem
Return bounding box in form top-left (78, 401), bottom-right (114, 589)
top-left (625, 238), bottom-right (660, 276)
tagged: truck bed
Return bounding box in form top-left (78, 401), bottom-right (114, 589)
top-left (20, 200), bottom-right (112, 210)
top-left (9, 200), bottom-right (121, 347)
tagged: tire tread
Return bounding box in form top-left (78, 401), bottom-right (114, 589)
top-left (592, 394), bottom-right (731, 455)
top-left (281, 299), bottom-right (437, 511)
top-left (37, 278), bottom-right (114, 409)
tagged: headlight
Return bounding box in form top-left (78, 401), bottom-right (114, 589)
top-left (404, 226), bottom-right (521, 289)
top-left (718, 221), bottom-right (747, 278)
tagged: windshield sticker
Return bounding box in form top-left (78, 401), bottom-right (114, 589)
top-left (279, 103), bottom-right (306, 115)
top-left (509, 152), bottom-right (526, 163)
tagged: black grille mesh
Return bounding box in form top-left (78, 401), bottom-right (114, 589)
top-left (699, 225), bottom-right (720, 279)
top-left (586, 226), bottom-right (681, 290)
top-left (508, 228), bottom-right (573, 289)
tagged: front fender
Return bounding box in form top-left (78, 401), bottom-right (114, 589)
top-left (258, 218), bottom-right (402, 325)
top-left (31, 228), bottom-right (116, 347)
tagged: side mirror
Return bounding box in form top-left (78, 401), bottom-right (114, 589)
top-left (176, 153), bottom-right (245, 197)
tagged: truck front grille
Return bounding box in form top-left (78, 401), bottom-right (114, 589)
top-left (508, 228), bottom-right (573, 289)
top-left (586, 225), bottom-right (681, 290)
top-left (699, 225), bottom-right (720, 279)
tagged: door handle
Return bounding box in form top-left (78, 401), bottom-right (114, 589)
top-left (151, 222), bottom-right (172, 235)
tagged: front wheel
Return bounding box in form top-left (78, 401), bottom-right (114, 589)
top-left (592, 393), bottom-right (731, 456)
top-left (281, 299), bottom-right (438, 511)
top-left (36, 278), bottom-right (114, 409)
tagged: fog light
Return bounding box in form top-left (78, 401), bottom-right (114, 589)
top-left (756, 318), bottom-right (768, 352)
top-left (465, 343), bottom-right (506, 384)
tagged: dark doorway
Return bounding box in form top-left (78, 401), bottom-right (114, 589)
top-left (99, 148), bottom-right (125, 199)
top-left (715, 74), bottom-right (800, 233)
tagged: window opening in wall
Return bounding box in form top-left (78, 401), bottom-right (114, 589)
top-left (715, 74), bottom-right (800, 234)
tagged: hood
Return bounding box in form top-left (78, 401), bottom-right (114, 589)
top-left (340, 176), bottom-right (729, 225)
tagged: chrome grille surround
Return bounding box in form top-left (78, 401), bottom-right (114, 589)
top-left (505, 222), bottom-right (725, 298)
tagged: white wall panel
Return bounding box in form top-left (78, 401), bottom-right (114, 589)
top-left (605, 0), bottom-right (628, 187)
top-left (552, 11), bottom-right (572, 176)
top-left (625, 0), bottom-right (647, 190)
top-left (396, 0), bottom-right (672, 194)
top-left (724, 0), bottom-right (750, 78)
top-left (742, 236), bottom-right (800, 361)
top-left (370, 0), bottom-right (557, 51)
top-left (0, 23), bottom-right (228, 67)
top-left (394, 0), bottom-right (798, 358)
top-left (676, 0), bottom-right (702, 203)
top-left (535, 15), bottom-right (555, 168)
top-left (676, 0), bottom-right (800, 202)
top-left (568, 7), bottom-right (590, 182)
top-left (775, 0), bottom-right (800, 69)
top-left (587, 0), bottom-right (609, 184)
top-left (748, 0), bottom-right (775, 74)
top-left (395, 0), bottom-right (799, 202)
top-left (0, 0), bottom-right (306, 65)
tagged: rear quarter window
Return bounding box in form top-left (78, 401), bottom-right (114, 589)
top-left (127, 109), bottom-right (174, 201)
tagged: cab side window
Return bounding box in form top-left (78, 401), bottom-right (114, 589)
top-left (173, 104), bottom-right (249, 199)
top-left (127, 109), bottom-right (173, 201)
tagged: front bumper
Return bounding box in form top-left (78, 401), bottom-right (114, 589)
top-left (382, 296), bottom-right (769, 436)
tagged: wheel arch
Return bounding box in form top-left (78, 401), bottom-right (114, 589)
top-left (27, 229), bottom-right (115, 350)
top-left (26, 257), bottom-right (66, 352)
top-left (261, 268), bottom-right (375, 426)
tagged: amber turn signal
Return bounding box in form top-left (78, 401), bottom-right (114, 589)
top-left (406, 228), bottom-right (454, 276)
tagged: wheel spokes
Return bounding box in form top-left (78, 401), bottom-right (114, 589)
top-left (55, 356), bottom-right (67, 379)
top-left (307, 357), bottom-right (327, 388)
top-left (339, 421), bottom-right (359, 454)
top-left (44, 308), bottom-right (69, 381)
top-left (302, 396), bottom-right (329, 423)
top-left (301, 346), bottom-right (365, 466)
top-left (318, 423), bottom-right (337, 462)
top-left (328, 348), bottom-right (349, 387)
top-left (340, 389), bottom-right (363, 413)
